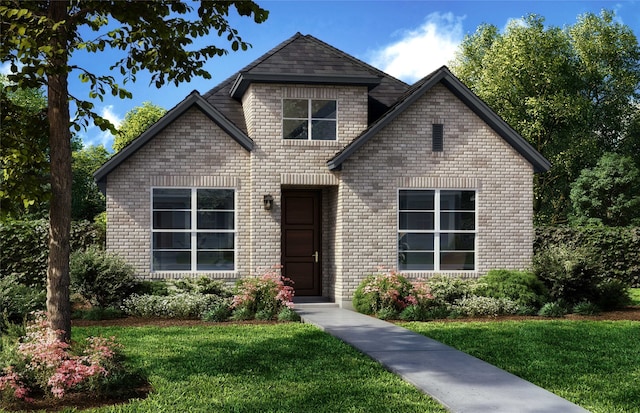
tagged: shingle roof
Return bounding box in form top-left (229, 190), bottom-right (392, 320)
top-left (202, 33), bottom-right (410, 131)
top-left (327, 66), bottom-right (552, 173)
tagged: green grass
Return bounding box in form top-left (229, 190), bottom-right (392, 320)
top-left (630, 288), bottom-right (640, 306)
top-left (2, 323), bottom-right (446, 413)
top-left (402, 320), bottom-right (640, 413)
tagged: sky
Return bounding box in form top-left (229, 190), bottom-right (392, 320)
top-left (3, 1), bottom-right (639, 151)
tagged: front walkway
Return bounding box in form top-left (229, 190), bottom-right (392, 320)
top-left (295, 304), bottom-right (589, 413)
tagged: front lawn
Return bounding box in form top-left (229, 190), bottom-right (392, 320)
top-left (59, 323), bottom-right (447, 413)
top-left (402, 320), bottom-right (640, 413)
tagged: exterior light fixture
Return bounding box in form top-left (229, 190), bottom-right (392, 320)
top-left (263, 194), bottom-right (274, 210)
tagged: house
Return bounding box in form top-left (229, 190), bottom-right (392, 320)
top-left (94, 33), bottom-right (550, 308)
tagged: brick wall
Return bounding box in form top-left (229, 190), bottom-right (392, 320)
top-left (241, 83), bottom-right (368, 293)
top-left (106, 82), bottom-right (535, 307)
top-left (106, 108), bottom-right (251, 280)
top-left (336, 83), bottom-right (534, 303)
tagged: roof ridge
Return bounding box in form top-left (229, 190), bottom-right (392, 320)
top-left (203, 33), bottom-right (305, 99)
top-left (301, 34), bottom-right (409, 88)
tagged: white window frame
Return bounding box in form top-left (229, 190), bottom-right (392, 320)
top-left (282, 98), bottom-right (338, 140)
top-left (151, 187), bottom-right (236, 273)
top-left (397, 189), bottom-right (477, 272)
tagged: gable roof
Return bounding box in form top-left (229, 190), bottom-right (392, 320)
top-left (202, 33), bottom-right (410, 130)
top-left (327, 66), bottom-right (552, 173)
top-left (93, 90), bottom-right (253, 192)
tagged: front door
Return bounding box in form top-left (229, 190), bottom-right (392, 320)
top-left (281, 190), bottom-right (321, 296)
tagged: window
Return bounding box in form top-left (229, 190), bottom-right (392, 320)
top-left (398, 189), bottom-right (475, 271)
top-left (283, 99), bottom-right (337, 140)
top-left (152, 188), bottom-right (235, 272)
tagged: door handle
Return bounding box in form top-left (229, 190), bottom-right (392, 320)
top-left (312, 251), bottom-right (319, 263)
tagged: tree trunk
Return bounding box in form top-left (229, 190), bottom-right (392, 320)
top-left (46, 1), bottom-right (72, 342)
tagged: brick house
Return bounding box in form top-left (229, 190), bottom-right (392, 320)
top-left (94, 33), bottom-right (550, 307)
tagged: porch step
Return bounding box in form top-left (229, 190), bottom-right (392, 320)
top-left (293, 296), bottom-right (338, 309)
top-left (294, 302), bottom-right (339, 309)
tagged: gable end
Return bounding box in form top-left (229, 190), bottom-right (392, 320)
top-left (93, 90), bottom-right (253, 193)
top-left (327, 66), bottom-right (551, 174)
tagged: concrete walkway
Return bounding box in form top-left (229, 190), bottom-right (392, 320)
top-left (295, 304), bottom-right (589, 413)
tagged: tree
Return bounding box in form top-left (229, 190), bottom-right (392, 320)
top-left (72, 144), bottom-right (109, 221)
top-left (450, 11), bottom-right (640, 225)
top-left (570, 153), bottom-right (640, 227)
top-left (113, 101), bottom-right (166, 152)
top-left (0, 75), bottom-right (49, 219)
top-left (1, 1), bottom-right (268, 341)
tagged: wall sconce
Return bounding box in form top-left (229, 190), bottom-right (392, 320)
top-left (263, 194), bottom-right (274, 211)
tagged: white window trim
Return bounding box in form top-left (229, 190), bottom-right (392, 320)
top-left (150, 187), bottom-right (237, 273)
top-left (282, 98), bottom-right (338, 141)
top-left (397, 188), bottom-right (477, 272)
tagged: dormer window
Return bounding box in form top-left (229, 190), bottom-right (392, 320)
top-left (283, 99), bottom-right (337, 140)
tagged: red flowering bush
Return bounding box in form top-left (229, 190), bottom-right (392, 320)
top-left (231, 267), bottom-right (295, 320)
top-left (353, 269), bottom-right (435, 318)
top-left (0, 312), bottom-right (122, 402)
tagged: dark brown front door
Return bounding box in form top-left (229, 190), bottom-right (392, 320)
top-left (281, 190), bottom-right (321, 296)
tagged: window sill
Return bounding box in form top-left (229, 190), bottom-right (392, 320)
top-left (282, 139), bottom-right (343, 148)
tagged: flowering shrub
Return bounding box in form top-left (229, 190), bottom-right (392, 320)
top-left (451, 296), bottom-right (520, 317)
top-left (121, 292), bottom-right (223, 318)
top-left (0, 312), bottom-right (121, 402)
top-left (231, 268), bottom-right (295, 320)
top-left (352, 270), bottom-right (417, 316)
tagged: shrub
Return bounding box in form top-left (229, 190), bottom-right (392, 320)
top-left (70, 246), bottom-right (137, 308)
top-left (277, 307), bottom-right (301, 322)
top-left (352, 270), bottom-right (414, 315)
top-left (201, 298), bottom-right (233, 322)
top-left (451, 296), bottom-right (520, 317)
top-left (475, 269), bottom-right (548, 309)
top-left (121, 293), bottom-right (222, 319)
top-left (535, 226), bottom-right (640, 287)
top-left (0, 276), bottom-right (45, 328)
top-left (133, 280), bottom-right (170, 296)
top-left (231, 269), bottom-right (294, 320)
top-left (594, 279), bottom-right (631, 310)
top-left (532, 246), bottom-right (601, 305)
top-left (0, 219), bottom-right (105, 288)
top-left (426, 275), bottom-right (474, 305)
top-left (72, 307), bottom-right (125, 321)
top-left (0, 312), bottom-right (133, 402)
top-left (572, 301), bottom-right (601, 315)
top-left (168, 277), bottom-right (231, 297)
top-left (538, 302), bottom-right (568, 317)
top-left (376, 307), bottom-right (399, 320)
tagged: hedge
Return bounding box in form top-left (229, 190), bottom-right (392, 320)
top-left (0, 219), bottom-right (105, 288)
top-left (535, 226), bottom-right (640, 287)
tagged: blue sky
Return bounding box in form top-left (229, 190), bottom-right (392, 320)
top-left (4, 1), bottom-right (638, 150)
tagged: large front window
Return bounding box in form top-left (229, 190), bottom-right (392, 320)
top-left (283, 99), bottom-right (337, 140)
top-left (398, 189), bottom-right (475, 271)
top-left (152, 188), bottom-right (235, 272)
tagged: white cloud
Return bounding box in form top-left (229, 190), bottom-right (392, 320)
top-left (369, 12), bottom-right (465, 83)
top-left (80, 105), bottom-right (123, 151)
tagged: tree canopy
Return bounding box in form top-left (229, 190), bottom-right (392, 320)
top-left (0, 0), bottom-right (268, 340)
top-left (113, 102), bottom-right (167, 152)
top-left (0, 75), bottom-right (49, 218)
top-left (570, 153), bottom-right (640, 227)
top-left (450, 10), bottom-right (640, 225)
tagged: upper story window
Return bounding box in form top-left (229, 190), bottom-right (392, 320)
top-left (283, 99), bottom-right (337, 140)
top-left (398, 189), bottom-right (476, 271)
top-left (152, 188), bottom-right (235, 272)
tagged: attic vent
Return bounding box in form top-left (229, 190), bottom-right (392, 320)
top-left (432, 124), bottom-right (444, 152)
